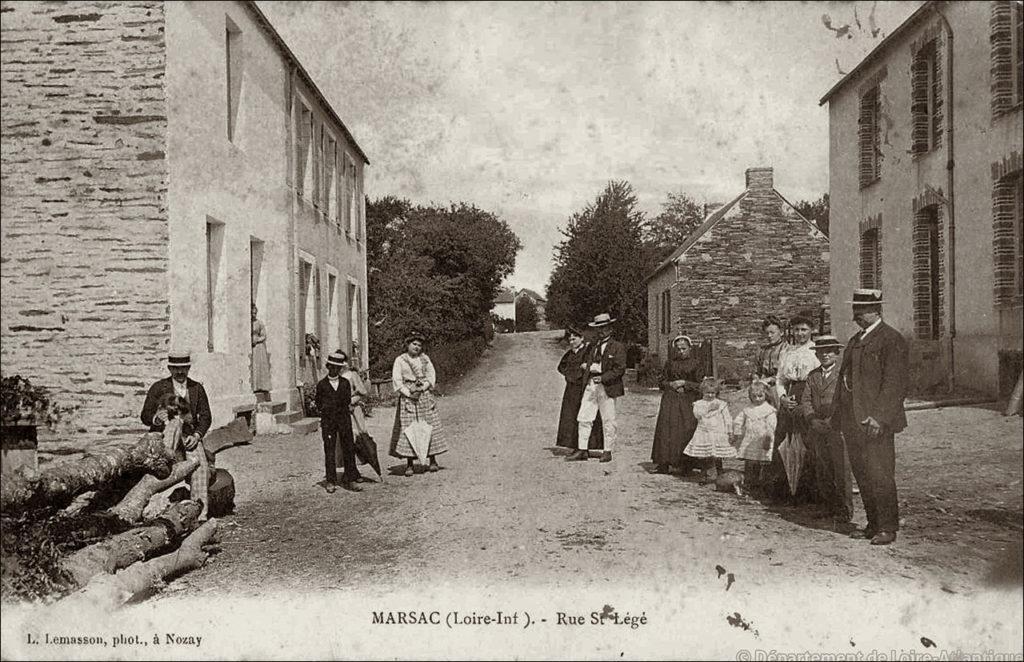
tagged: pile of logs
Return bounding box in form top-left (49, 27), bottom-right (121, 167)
top-left (0, 421), bottom-right (220, 608)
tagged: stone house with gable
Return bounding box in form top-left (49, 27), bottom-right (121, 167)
top-left (645, 167), bottom-right (830, 382)
top-left (820, 0), bottom-right (1023, 397)
top-left (0, 1), bottom-right (370, 440)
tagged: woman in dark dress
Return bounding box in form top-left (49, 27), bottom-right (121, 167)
top-left (650, 334), bottom-right (705, 474)
top-left (555, 326), bottom-right (603, 451)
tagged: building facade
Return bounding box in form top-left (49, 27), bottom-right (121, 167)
top-left (646, 167), bottom-right (830, 382)
top-left (1, 1), bottom-right (369, 439)
top-left (821, 0), bottom-right (1023, 396)
top-left (492, 288), bottom-right (516, 326)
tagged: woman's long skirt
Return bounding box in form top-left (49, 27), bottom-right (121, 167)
top-left (555, 381), bottom-right (603, 450)
top-left (251, 342), bottom-right (271, 392)
top-left (650, 389), bottom-right (697, 468)
top-left (389, 392), bottom-right (449, 459)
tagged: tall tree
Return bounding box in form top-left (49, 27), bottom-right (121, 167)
top-left (515, 296), bottom-right (538, 332)
top-left (795, 193), bottom-right (830, 236)
top-left (643, 191), bottom-right (705, 263)
top-left (545, 181), bottom-right (649, 344)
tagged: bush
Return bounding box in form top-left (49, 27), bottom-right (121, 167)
top-left (0, 375), bottom-right (78, 429)
top-left (427, 337), bottom-right (488, 388)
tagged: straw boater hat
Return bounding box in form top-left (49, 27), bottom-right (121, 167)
top-left (167, 348), bottom-right (192, 368)
top-left (588, 313), bottom-right (617, 328)
top-left (325, 350), bottom-right (349, 368)
top-left (812, 334), bottom-right (844, 351)
top-left (847, 288), bottom-right (884, 306)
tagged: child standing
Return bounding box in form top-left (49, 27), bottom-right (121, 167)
top-left (684, 377), bottom-right (735, 483)
top-left (732, 380), bottom-right (777, 494)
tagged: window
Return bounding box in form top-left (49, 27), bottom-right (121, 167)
top-left (859, 227), bottom-right (882, 289)
top-left (858, 86), bottom-right (882, 187)
top-left (323, 133), bottom-right (337, 223)
top-left (312, 122), bottom-right (322, 209)
top-left (295, 102), bottom-right (313, 198)
top-left (660, 289), bottom-right (671, 335)
top-left (206, 219), bottom-right (227, 352)
top-left (225, 17), bottom-right (242, 142)
top-left (993, 171), bottom-right (1024, 305)
top-left (912, 206), bottom-right (943, 340)
top-left (346, 155), bottom-right (358, 237)
top-left (347, 281), bottom-right (359, 358)
top-left (326, 271), bottom-right (339, 351)
top-left (991, 0), bottom-right (1024, 117)
top-left (911, 39), bottom-right (941, 154)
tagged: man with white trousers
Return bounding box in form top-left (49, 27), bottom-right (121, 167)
top-left (567, 313), bottom-right (626, 463)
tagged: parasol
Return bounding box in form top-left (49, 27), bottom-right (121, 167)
top-left (404, 420), bottom-right (433, 464)
top-left (777, 432), bottom-right (806, 496)
top-left (353, 432), bottom-right (384, 482)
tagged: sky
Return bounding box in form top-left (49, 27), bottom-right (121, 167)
top-left (258, 1), bottom-right (922, 294)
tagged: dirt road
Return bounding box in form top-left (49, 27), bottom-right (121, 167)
top-left (4, 331), bottom-right (1020, 660)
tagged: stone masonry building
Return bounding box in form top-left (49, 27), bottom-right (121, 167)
top-left (645, 167), bottom-right (830, 382)
top-left (1, 1), bottom-right (370, 439)
top-left (820, 0), bottom-right (1023, 397)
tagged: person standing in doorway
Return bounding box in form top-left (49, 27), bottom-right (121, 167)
top-left (835, 289), bottom-right (909, 546)
top-left (315, 351), bottom-right (361, 494)
top-left (567, 313), bottom-right (625, 463)
top-left (251, 303), bottom-right (271, 395)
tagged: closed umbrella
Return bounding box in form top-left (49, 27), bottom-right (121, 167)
top-left (403, 397), bottom-right (433, 464)
top-left (777, 433), bottom-right (806, 496)
top-left (353, 432), bottom-right (384, 482)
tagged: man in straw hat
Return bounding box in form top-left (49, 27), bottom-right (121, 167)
top-left (798, 334), bottom-right (854, 534)
top-left (141, 347), bottom-right (212, 439)
top-left (140, 347), bottom-right (214, 518)
top-left (567, 313), bottom-right (625, 463)
top-left (834, 289), bottom-right (909, 545)
top-left (316, 350), bottom-right (361, 493)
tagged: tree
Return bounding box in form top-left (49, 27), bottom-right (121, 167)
top-left (795, 193), bottom-right (830, 236)
top-left (545, 181), bottom-right (649, 344)
top-left (515, 296), bottom-right (538, 332)
top-left (365, 197), bottom-right (521, 377)
top-left (642, 191), bottom-right (705, 263)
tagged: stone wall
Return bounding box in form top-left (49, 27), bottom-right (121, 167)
top-left (1, 1), bottom-right (169, 439)
top-left (670, 181), bottom-right (830, 382)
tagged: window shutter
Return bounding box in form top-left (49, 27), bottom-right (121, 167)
top-left (991, 0), bottom-right (1014, 118)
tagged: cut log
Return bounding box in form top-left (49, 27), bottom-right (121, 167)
top-left (0, 433), bottom-right (175, 515)
top-left (65, 519), bottom-right (218, 611)
top-left (106, 457), bottom-right (199, 523)
top-left (62, 500), bottom-right (203, 588)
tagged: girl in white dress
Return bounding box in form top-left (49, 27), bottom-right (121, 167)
top-left (684, 377), bottom-right (735, 483)
top-left (732, 380), bottom-right (778, 492)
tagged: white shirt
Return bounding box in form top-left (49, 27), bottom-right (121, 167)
top-left (328, 376), bottom-right (341, 391)
top-left (775, 340), bottom-right (820, 396)
top-left (172, 379), bottom-right (188, 400)
top-left (858, 317), bottom-right (883, 341)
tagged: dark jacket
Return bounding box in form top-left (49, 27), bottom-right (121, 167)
top-left (585, 336), bottom-right (626, 398)
top-left (140, 377), bottom-right (213, 437)
top-left (315, 376), bottom-right (354, 428)
top-left (836, 321), bottom-right (909, 433)
top-left (798, 364), bottom-right (840, 423)
top-left (558, 344), bottom-right (590, 385)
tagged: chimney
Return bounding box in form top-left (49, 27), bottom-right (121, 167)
top-left (745, 167), bottom-right (774, 191)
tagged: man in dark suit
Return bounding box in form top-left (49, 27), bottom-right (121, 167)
top-left (568, 313), bottom-right (626, 463)
top-left (834, 289), bottom-right (909, 546)
top-left (315, 350), bottom-right (360, 493)
top-left (140, 348), bottom-right (213, 439)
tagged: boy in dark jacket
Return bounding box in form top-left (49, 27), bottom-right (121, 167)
top-left (315, 351), bottom-right (360, 493)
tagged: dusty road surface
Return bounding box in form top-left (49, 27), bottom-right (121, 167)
top-left (4, 331), bottom-right (1021, 660)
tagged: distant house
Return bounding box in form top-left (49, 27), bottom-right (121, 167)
top-left (820, 0), bottom-right (1023, 396)
top-left (516, 288), bottom-right (547, 323)
top-left (492, 288), bottom-right (517, 325)
top-left (645, 167), bottom-right (830, 381)
top-left (0, 1), bottom-right (369, 438)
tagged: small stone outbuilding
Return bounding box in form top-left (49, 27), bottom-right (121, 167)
top-left (645, 167), bottom-right (830, 381)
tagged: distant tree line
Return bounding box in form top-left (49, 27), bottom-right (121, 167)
top-left (365, 196), bottom-right (521, 382)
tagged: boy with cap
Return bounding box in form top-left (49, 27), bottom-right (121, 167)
top-left (315, 350), bottom-right (361, 493)
top-left (798, 334), bottom-right (854, 533)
